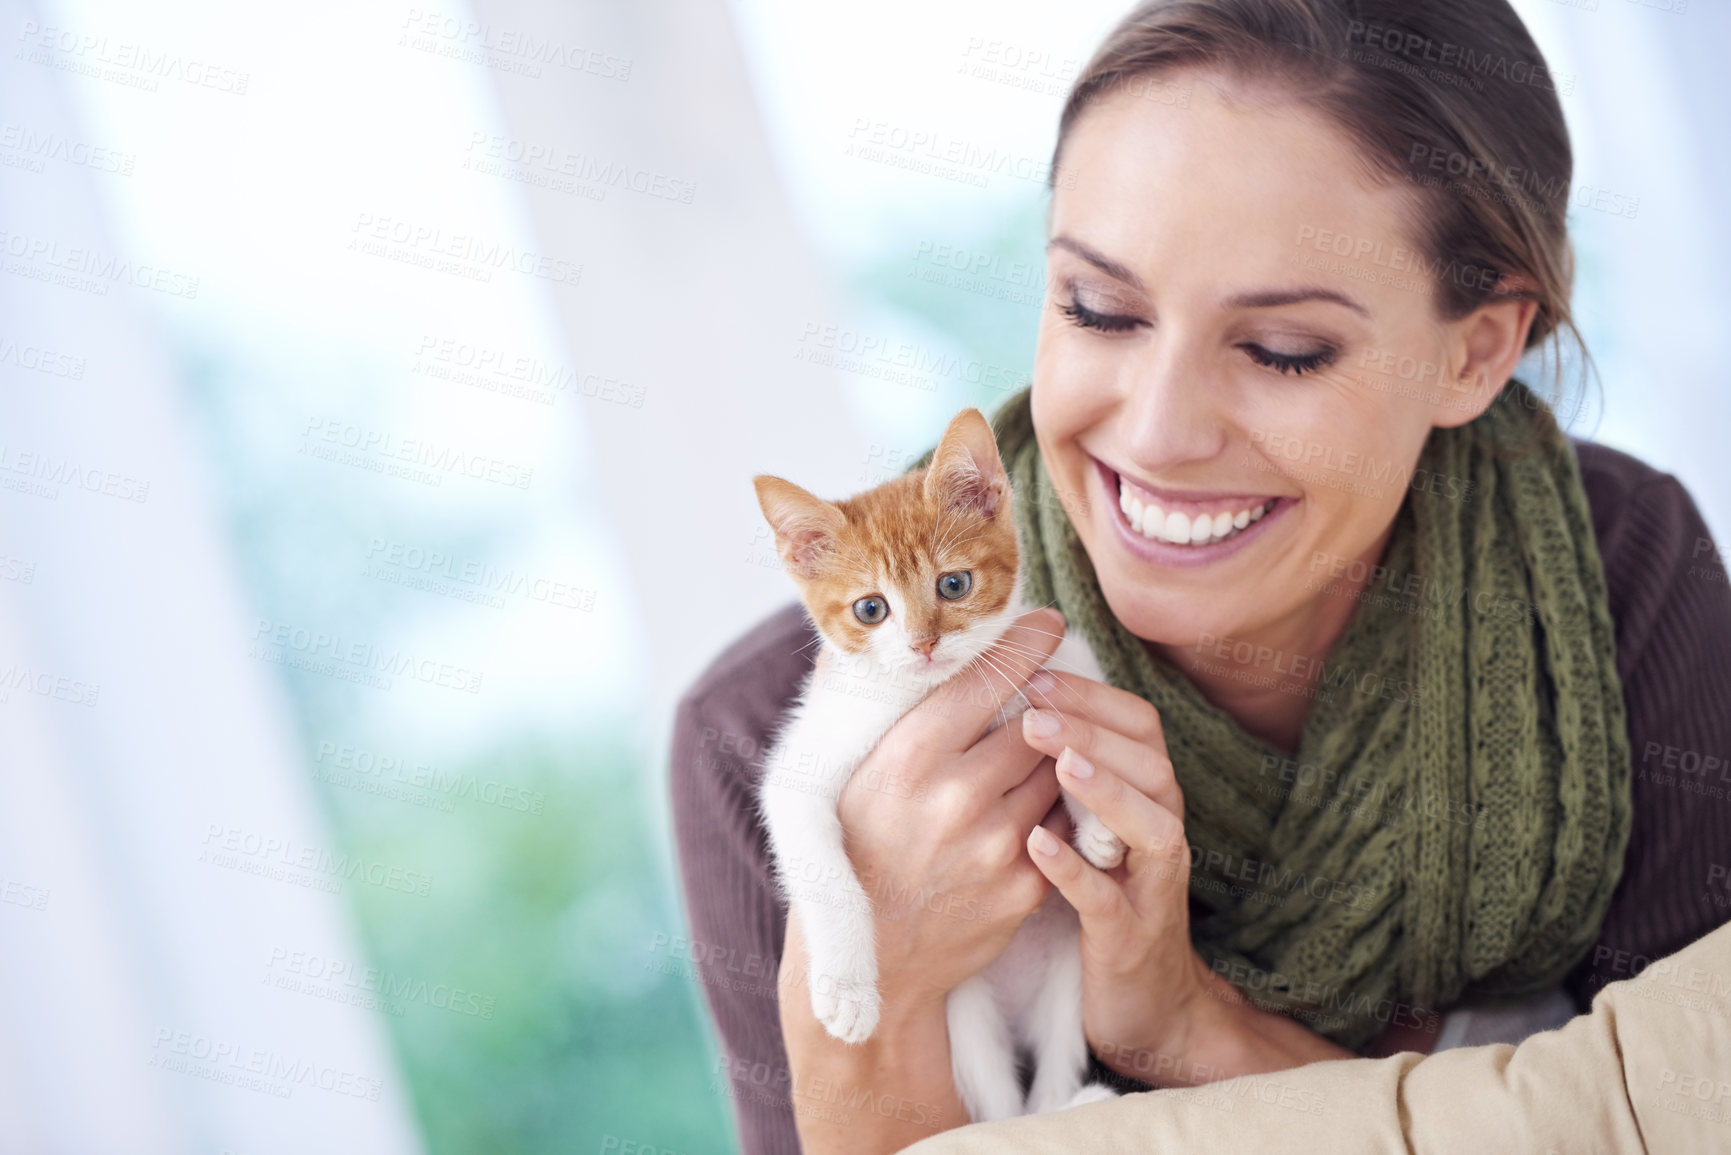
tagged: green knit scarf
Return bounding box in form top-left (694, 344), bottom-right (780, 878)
top-left (912, 380), bottom-right (1632, 1050)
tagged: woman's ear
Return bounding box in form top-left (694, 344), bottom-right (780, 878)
top-left (1430, 280), bottom-right (1541, 429)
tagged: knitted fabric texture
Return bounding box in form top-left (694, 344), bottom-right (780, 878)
top-left (912, 381), bottom-right (1632, 1050)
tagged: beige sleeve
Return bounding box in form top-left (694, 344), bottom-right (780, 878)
top-left (901, 922), bottom-right (1731, 1154)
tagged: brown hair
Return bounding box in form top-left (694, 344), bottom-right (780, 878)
top-left (1049, 0), bottom-right (1589, 417)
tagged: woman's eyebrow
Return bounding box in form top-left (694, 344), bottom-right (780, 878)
top-left (1226, 287), bottom-right (1370, 316)
top-left (1047, 235), bottom-right (1145, 291)
top-left (1049, 236), bottom-right (1370, 318)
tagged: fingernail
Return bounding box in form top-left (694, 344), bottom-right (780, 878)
top-left (1027, 670), bottom-right (1056, 695)
top-left (1024, 709), bottom-right (1059, 738)
top-left (1061, 749), bottom-right (1094, 780)
top-left (1029, 826), bottom-right (1060, 856)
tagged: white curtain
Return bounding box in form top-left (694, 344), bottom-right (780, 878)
top-left (0, 1), bottom-right (421, 1150)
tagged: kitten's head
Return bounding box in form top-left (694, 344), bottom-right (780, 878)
top-left (754, 408), bottom-right (1021, 684)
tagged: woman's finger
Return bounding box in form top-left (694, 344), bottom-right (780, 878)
top-left (1021, 707), bottom-right (1183, 819)
top-left (997, 755), bottom-right (1061, 833)
top-left (1026, 819), bottom-right (1131, 927)
top-left (1022, 668), bottom-right (1169, 753)
top-left (1053, 747), bottom-right (1190, 911)
top-left (944, 712), bottom-right (1050, 801)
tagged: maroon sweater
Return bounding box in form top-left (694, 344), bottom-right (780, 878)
top-left (668, 440), bottom-right (1731, 1155)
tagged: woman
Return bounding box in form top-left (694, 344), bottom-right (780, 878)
top-left (671, 0), bottom-right (1731, 1151)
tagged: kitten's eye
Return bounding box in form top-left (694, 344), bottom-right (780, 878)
top-left (937, 571), bottom-right (972, 600)
top-left (853, 596), bottom-right (888, 625)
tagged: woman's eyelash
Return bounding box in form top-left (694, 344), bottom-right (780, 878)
top-left (1059, 299), bottom-right (1143, 333)
top-left (1058, 296), bottom-right (1337, 374)
top-left (1241, 343), bottom-right (1338, 375)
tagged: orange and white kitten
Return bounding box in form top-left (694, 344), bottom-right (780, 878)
top-left (753, 407), bottom-right (1123, 1122)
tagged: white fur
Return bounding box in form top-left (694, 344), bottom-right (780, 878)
top-left (758, 570), bottom-right (1123, 1121)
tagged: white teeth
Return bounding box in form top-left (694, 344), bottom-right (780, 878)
top-left (1116, 477), bottom-right (1277, 546)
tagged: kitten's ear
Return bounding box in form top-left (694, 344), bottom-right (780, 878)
top-left (754, 476), bottom-right (847, 580)
top-left (923, 408), bottom-right (1009, 520)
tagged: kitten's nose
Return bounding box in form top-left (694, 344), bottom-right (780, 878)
top-left (909, 638), bottom-right (938, 660)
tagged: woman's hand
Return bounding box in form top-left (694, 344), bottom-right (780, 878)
top-left (1018, 669), bottom-right (1355, 1085)
top-left (778, 607), bottom-right (1077, 1152)
top-left (829, 607), bottom-right (1075, 1017)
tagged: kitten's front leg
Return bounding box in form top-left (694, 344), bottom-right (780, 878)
top-left (760, 718), bottom-right (885, 1043)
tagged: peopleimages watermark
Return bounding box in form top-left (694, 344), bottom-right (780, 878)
top-left (149, 1027), bottom-right (381, 1101)
top-left (313, 739), bottom-right (546, 815)
top-left (0, 442), bottom-right (149, 504)
top-left (398, 8), bottom-right (632, 81)
top-left (16, 21), bottom-right (251, 95)
top-left (843, 117), bottom-right (1075, 191)
top-left (250, 616), bottom-right (485, 695)
top-left (0, 226), bottom-right (199, 298)
top-left (1292, 223), bottom-right (1502, 295)
top-left (0, 122), bottom-right (135, 176)
top-left (362, 537), bottom-right (596, 612)
top-left (906, 239), bottom-right (1047, 309)
top-left (462, 131), bottom-right (695, 204)
top-left (348, 211), bottom-right (583, 287)
top-left (1303, 549), bottom-right (1536, 627)
top-left (264, 945), bottom-right (496, 1019)
top-left (1258, 754), bottom-right (1489, 830)
top-left (1208, 960), bottom-right (1443, 1036)
top-left (1093, 1041), bottom-right (1330, 1113)
top-left (411, 335), bottom-right (646, 410)
top-left (0, 875), bottom-right (50, 912)
top-left (1187, 844), bottom-right (1381, 912)
top-left (300, 416), bottom-right (535, 490)
top-left (1247, 427), bottom-right (1476, 503)
top-left (712, 1054), bottom-right (949, 1129)
top-left (0, 661), bottom-right (100, 707)
top-left (1195, 631), bottom-right (1426, 705)
top-left (1342, 19), bottom-right (1574, 96)
top-left (793, 321), bottom-right (1024, 394)
top-left (0, 334), bottom-right (86, 379)
top-left (199, 822), bottom-right (434, 897)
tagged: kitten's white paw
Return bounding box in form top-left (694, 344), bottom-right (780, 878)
top-left (1063, 1083), bottom-right (1120, 1110)
top-left (1075, 826), bottom-right (1127, 871)
top-left (811, 976), bottom-right (882, 1044)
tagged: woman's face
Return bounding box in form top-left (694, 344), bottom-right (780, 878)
top-left (1033, 69), bottom-right (1507, 650)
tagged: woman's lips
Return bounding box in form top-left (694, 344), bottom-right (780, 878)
top-left (1092, 458), bottom-right (1293, 566)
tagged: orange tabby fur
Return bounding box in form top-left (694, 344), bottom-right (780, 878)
top-left (753, 409), bottom-right (1020, 658)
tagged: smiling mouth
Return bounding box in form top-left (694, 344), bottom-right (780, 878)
top-left (1112, 470), bottom-right (1281, 547)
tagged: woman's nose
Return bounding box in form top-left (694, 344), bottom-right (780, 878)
top-left (1118, 338), bottom-right (1229, 475)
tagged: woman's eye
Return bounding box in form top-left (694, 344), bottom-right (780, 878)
top-left (936, 571), bottom-right (972, 600)
top-left (1241, 342), bottom-right (1338, 376)
top-left (1059, 299), bottom-right (1143, 333)
top-left (853, 595), bottom-right (888, 625)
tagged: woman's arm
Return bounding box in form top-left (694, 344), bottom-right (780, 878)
top-left (1567, 456), bottom-right (1731, 1006)
top-left (669, 603), bottom-right (816, 1155)
top-left (899, 917), bottom-right (1731, 1154)
top-left (776, 912), bottom-right (967, 1150)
